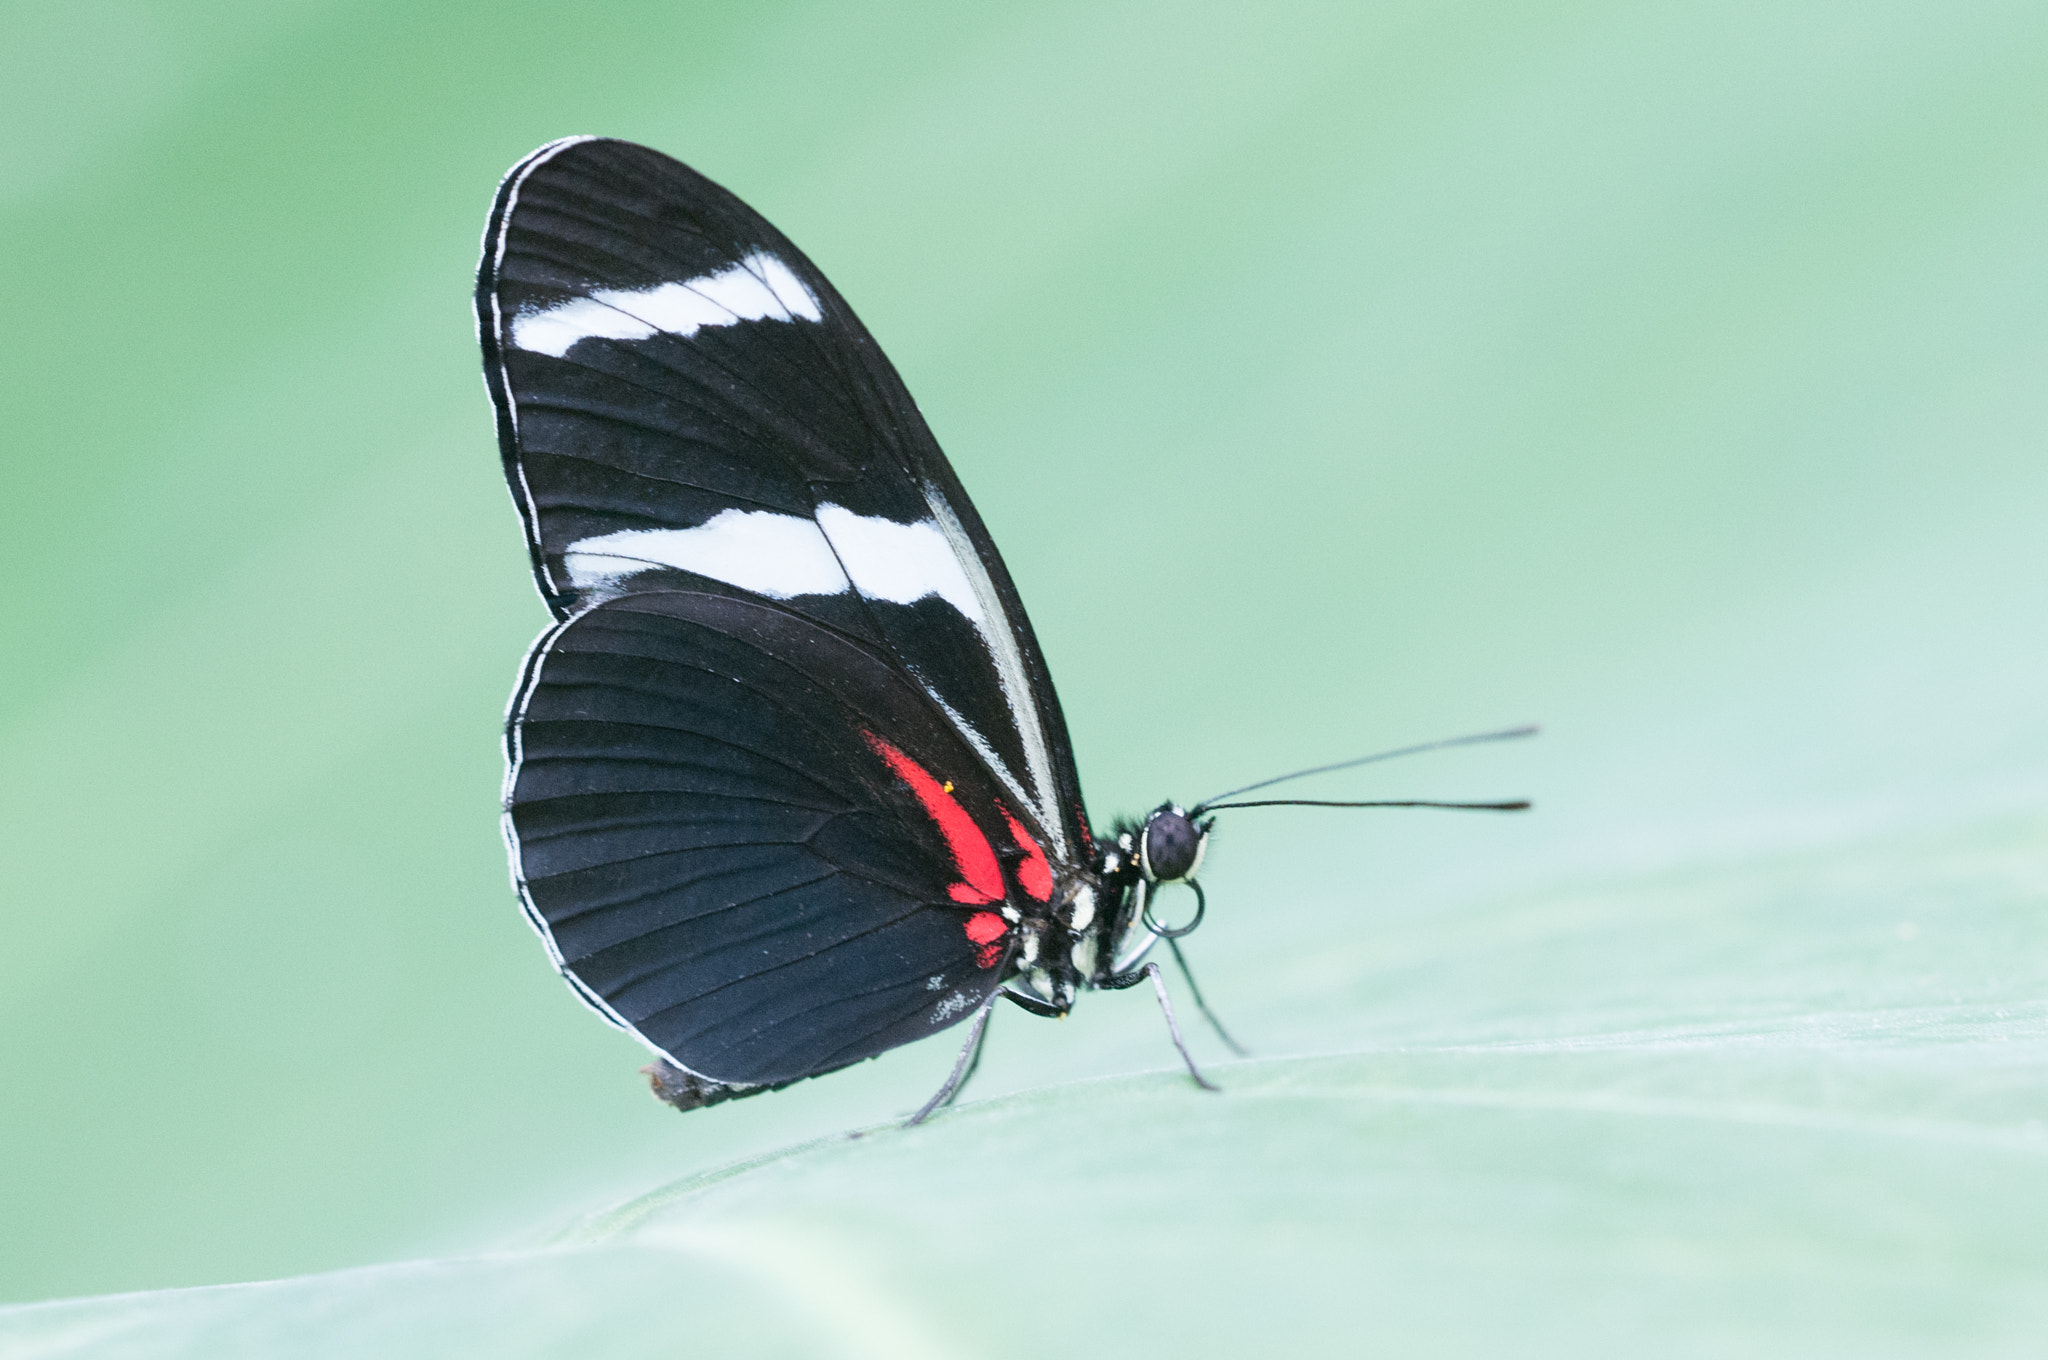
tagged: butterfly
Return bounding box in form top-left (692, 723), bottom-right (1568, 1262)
top-left (476, 137), bottom-right (1528, 1122)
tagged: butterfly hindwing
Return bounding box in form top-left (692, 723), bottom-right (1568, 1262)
top-left (509, 590), bottom-right (1038, 1085)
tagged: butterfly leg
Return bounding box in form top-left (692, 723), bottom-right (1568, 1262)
top-left (998, 985), bottom-right (1065, 1017)
top-left (1102, 961), bottom-right (1221, 1092)
top-left (906, 992), bottom-right (1000, 1127)
top-left (935, 1002), bottom-right (994, 1112)
top-left (1164, 935), bottom-right (1250, 1057)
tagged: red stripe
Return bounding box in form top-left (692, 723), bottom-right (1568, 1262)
top-left (864, 733), bottom-right (1003, 906)
top-left (997, 804), bottom-right (1053, 902)
top-left (967, 912), bottom-right (1009, 969)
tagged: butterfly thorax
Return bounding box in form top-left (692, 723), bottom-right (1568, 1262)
top-left (998, 838), bottom-right (1155, 1012)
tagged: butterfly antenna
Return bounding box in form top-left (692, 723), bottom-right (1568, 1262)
top-left (1199, 798), bottom-right (1530, 813)
top-left (1191, 724), bottom-right (1537, 814)
top-left (1165, 934), bottom-right (1248, 1056)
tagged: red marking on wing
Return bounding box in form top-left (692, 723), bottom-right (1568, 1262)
top-left (997, 805), bottom-right (1054, 902)
top-left (864, 733), bottom-right (1003, 906)
top-left (966, 910), bottom-right (1009, 968)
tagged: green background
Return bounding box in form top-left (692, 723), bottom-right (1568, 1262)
top-left (3, 0), bottom-right (2047, 1353)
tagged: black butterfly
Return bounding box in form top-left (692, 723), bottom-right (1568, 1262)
top-left (476, 137), bottom-right (1527, 1122)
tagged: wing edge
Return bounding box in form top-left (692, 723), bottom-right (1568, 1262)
top-left (478, 134), bottom-right (605, 618)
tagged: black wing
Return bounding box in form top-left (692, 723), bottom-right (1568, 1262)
top-left (479, 137), bottom-right (1084, 858)
top-left (477, 138), bottom-right (1088, 1085)
top-left (510, 590), bottom-right (1032, 1086)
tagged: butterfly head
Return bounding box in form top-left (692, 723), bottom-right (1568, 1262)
top-left (1137, 803), bottom-right (1212, 885)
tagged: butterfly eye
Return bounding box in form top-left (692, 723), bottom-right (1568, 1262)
top-left (1138, 805), bottom-right (1207, 883)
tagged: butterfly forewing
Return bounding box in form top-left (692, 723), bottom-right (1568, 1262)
top-left (479, 137), bottom-right (1090, 1085)
top-left (482, 136), bottom-right (1082, 849)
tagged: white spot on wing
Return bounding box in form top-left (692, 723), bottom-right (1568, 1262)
top-left (918, 481), bottom-right (1068, 857)
top-left (756, 254), bottom-right (823, 320)
top-left (511, 250), bottom-right (822, 357)
top-left (563, 510), bottom-right (849, 597)
top-left (817, 506), bottom-right (982, 623)
top-left (560, 504), bottom-right (985, 625)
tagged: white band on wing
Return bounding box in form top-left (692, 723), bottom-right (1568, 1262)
top-left (511, 251), bottom-right (822, 357)
top-left (563, 510), bottom-right (849, 598)
top-left (562, 507), bottom-right (980, 625)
